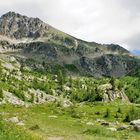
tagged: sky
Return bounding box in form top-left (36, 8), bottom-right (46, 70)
top-left (0, 0), bottom-right (140, 53)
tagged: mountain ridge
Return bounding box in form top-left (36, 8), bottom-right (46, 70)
top-left (0, 11), bottom-right (139, 77)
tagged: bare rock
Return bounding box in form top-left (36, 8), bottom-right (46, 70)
top-left (8, 116), bottom-right (19, 123)
top-left (107, 127), bottom-right (117, 132)
top-left (3, 91), bottom-right (24, 105)
top-left (130, 119), bottom-right (140, 131)
top-left (117, 124), bottom-right (130, 131)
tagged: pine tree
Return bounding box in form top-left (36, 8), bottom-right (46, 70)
top-left (58, 70), bottom-right (65, 91)
top-left (110, 77), bottom-right (115, 90)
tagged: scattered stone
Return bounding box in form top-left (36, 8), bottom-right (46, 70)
top-left (95, 119), bottom-right (105, 123)
top-left (101, 121), bottom-right (110, 126)
top-left (48, 115), bottom-right (58, 118)
top-left (0, 112), bottom-right (9, 115)
top-left (130, 119), bottom-right (140, 131)
top-left (107, 127), bottom-right (117, 132)
top-left (96, 119), bottom-right (110, 126)
top-left (86, 122), bottom-right (94, 125)
top-left (8, 116), bottom-right (19, 123)
top-left (17, 122), bottom-right (25, 126)
top-left (7, 116), bottom-right (25, 126)
top-left (117, 124), bottom-right (130, 131)
top-left (130, 119), bottom-right (140, 125)
top-left (61, 99), bottom-right (73, 108)
top-left (29, 125), bottom-right (40, 130)
top-left (63, 85), bottom-right (71, 91)
top-left (112, 121), bottom-right (119, 125)
top-left (48, 137), bottom-right (64, 140)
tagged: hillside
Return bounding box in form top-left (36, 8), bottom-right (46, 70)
top-left (0, 54), bottom-right (139, 139)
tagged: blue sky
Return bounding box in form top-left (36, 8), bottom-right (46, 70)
top-left (0, 0), bottom-right (140, 54)
top-left (132, 50), bottom-right (140, 55)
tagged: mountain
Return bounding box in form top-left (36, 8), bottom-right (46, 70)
top-left (0, 11), bottom-right (139, 77)
top-left (0, 11), bottom-right (49, 39)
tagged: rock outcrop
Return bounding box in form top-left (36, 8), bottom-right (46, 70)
top-left (98, 83), bottom-right (129, 102)
top-left (0, 12), bottom-right (49, 39)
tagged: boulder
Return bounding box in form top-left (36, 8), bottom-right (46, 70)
top-left (8, 116), bottom-right (19, 123)
top-left (101, 121), bottom-right (110, 126)
top-left (63, 85), bottom-right (71, 91)
top-left (60, 99), bottom-right (73, 108)
top-left (3, 91), bottom-right (24, 105)
top-left (107, 127), bottom-right (117, 132)
top-left (86, 122), bottom-right (94, 125)
top-left (117, 124), bottom-right (130, 131)
top-left (48, 115), bottom-right (58, 118)
top-left (98, 83), bottom-right (129, 102)
top-left (8, 116), bottom-right (25, 126)
top-left (17, 122), bottom-right (25, 126)
top-left (130, 119), bottom-right (140, 125)
top-left (130, 119), bottom-right (140, 131)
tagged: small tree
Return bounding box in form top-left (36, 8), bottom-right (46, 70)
top-left (30, 93), bottom-right (34, 103)
top-left (104, 108), bottom-right (110, 118)
top-left (42, 61), bottom-right (45, 67)
top-left (0, 89), bottom-right (3, 99)
top-left (117, 107), bottom-right (122, 114)
top-left (69, 76), bottom-right (73, 88)
top-left (124, 107), bottom-right (140, 122)
top-left (110, 77), bottom-right (115, 90)
top-left (58, 70), bottom-right (65, 91)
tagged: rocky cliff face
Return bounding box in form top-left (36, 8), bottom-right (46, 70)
top-left (0, 12), bottom-right (49, 39)
top-left (0, 12), bottom-right (139, 77)
top-left (98, 83), bottom-right (129, 102)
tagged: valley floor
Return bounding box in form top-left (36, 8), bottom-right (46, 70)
top-left (0, 102), bottom-right (140, 140)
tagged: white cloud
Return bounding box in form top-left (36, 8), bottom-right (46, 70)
top-left (0, 0), bottom-right (140, 51)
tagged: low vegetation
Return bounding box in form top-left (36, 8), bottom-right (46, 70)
top-left (0, 57), bottom-right (140, 139)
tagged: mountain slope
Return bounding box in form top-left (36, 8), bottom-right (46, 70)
top-left (0, 11), bottom-right (139, 77)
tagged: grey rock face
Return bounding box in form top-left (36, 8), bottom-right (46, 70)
top-left (79, 54), bottom-right (140, 77)
top-left (0, 12), bottom-right (49, 39)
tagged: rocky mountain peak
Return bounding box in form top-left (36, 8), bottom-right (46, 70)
top-left (0, 11), bottom-right (49, 39)
top-left (1, 11), bottom-right (17, 18)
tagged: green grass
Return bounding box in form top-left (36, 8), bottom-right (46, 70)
top-left (0, 117), bottom-right (42, 140)
top-left (0, 102), bottom-right (140, 140)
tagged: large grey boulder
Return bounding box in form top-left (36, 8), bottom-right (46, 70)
top-left (98, 83), bottom-right (129, 102)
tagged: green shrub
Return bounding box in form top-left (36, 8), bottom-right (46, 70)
top-left (104, 108), bottom-right (110, 118)
top-left (0, 89), bottom-right (3, 99)
top-left (124, 107), bottom-right (140, 122)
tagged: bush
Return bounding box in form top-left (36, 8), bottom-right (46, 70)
top-left (117, 107), bottom-right (122, 114)
top-left (124, 107), bottom-right (140, 122)
top-left (0, 89), bottom-right (3, 99)
top-left (104, 108), bottom-right (110, 118)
